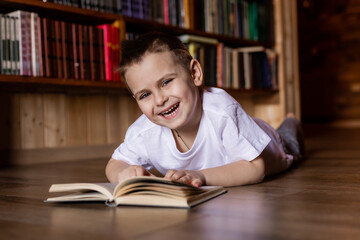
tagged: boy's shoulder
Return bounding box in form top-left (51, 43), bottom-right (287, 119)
top-left (203, 87), bottom-right (239, 113)
top-left (126, 114), bottom-right (159, 139)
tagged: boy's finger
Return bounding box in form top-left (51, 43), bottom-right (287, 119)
top-left (164, 169), bottom-right (176, 179)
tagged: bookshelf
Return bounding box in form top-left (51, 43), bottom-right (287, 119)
top-left (0, 0), bottom-right (300, 166)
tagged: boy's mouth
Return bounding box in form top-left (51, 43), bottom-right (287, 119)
top-left (160, 103), bottom-right (180, 118)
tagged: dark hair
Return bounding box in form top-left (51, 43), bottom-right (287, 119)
top-left (118, 32), bottom-right (193, 79)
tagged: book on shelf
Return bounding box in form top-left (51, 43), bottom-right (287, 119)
top-left (46, 0), bottom-right (274, 41)
top-left (179, 35), bottom-right (277, 90)
top-left (6, 11), bottom-right (32, 76)
top-left (0, 9), bottom-right (129, 82)
top-left (45, 176), bottom-right (227, 208)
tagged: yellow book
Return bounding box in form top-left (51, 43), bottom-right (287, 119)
top-left (46, 176), bottom-right (226, 209)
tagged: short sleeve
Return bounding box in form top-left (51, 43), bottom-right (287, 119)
top-left (111, 126), bottom-right (152, 170)
top-left (221, 104), bottom-right (271, 162)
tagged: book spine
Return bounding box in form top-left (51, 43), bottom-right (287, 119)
top-left (61, 21), bottom-right (68, 79)
top-left (31, 13), bottom-right (41, 76)
top-left (89, 25), bottom-right (95, 81)
top-left (72, 23), bottom-right (79, 79)
top-left (163, 0), bottom-right (169, 25)
top-left (112, 24), bottom-right (120, 81)
top-left (97, 24), bottom-right (113, 81)
top-left (8, 16), bottom-right (14, 75)
top-left (42, 18), bottom-right (50, 77)
top-left (98, 27), bottom-right (105, 81)
top-left (12, 16), bottom-right (19, 75)
top-left (50, 19), bottom-right (58, 77)
top-left (55, 20), bottom-right (63, 78)
top-left (78, 24), bottom-right (84, 79)
top-left (37, 16), bottom-right (44, 77)
top-left (23, 12), bottom-right (32, 76)
top-left (243, 52), bottom-right (250, 89)
top-left (216, 42), bottom-right (223, 88)
top-left (65, 22), bottom-right (74, 79)
top-left (3, 16), bottom-right (8, 74)
top-left (83, 25), bottom-right (91, 80)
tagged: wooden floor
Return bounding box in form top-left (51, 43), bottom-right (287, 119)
top-left (1, 123), bottom-right (360, 240)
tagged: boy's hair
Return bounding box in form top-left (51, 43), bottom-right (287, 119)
top-left (118, 32), bottom-right (193, 80)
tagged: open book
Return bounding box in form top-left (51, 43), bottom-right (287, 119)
top-left (45, 176), bottom-right (226, 208)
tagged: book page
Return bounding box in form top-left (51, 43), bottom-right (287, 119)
top-left (49, 182), bottom-right (117, 201)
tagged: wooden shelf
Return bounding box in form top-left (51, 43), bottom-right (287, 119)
top-left (0, 75), bottom-right (278, 95)
top-left (0, 75), bottom-right (129, 93)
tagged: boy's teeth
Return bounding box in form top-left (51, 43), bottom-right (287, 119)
top-left (162, 103), bottom-right (179, 117)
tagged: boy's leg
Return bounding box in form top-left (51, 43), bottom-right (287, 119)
top-left (276, 114), bottom-right (305, 164)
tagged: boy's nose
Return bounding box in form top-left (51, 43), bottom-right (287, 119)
top-left (154, 92), bottom-right (168, 106)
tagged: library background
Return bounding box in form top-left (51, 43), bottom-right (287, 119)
top-left (0, 0), bottom-right (299, 166)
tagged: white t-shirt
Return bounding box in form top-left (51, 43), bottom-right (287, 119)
top-left (112, 87), bottom-right (291, 175)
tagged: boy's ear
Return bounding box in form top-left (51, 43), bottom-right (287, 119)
top-left (190, 59), bottom-right (203, 87)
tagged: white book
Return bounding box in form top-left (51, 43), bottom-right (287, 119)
top-left (31, 12), bottom-right (41, 76)
top-left (7, 10), bottom-right (32, 76)
top-left (178, 34), bottom-right (218, 45)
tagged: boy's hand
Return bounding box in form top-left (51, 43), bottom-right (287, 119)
top-left (117, 165), bottom-right (155, 183)
top-left (164, 170), bottom-right (205, 187)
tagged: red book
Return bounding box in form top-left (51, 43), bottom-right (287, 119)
top-left (66, 22), bottom-right (74, 79)
top-left (97, 24), bottom-right (113, 81)
top-left (72, 23), bottom-right (79, 79)
top-left (50, 19), bottom-right (57, 77)
top-left (37, 16), bottom-right (44, 77)
top-left (98, 28), bottom-right (105, 81)
top-left (42, 18), bottom-right (51, 77)
top-left (78, 24), bottom-right (84, 80)
top-left (89, 26), bottom-right (95, 81)
top-left (61, 21), bottom-right (68, 79)
top-left (112, 25), bottom-right (120, 82)
top-left (54, 20), bottom-right (62, 78)
top-left (163, 0), bottom-right (169, 25)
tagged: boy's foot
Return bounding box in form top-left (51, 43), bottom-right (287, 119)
top-left (277, 113), bottom-right (306, 165)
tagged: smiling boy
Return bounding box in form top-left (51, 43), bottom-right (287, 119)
top-left (106, 32), bottom-right (304, 187)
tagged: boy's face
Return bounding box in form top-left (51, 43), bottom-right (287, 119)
top-left (125, 51), bottom-right (203, 132)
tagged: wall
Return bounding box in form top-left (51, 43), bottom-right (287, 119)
top-left (0, 91), bottom-right (142, 166)
top-left (298, 0), bottom-right (360, 121)
top-left (0, 90), bottom-right (282, 166)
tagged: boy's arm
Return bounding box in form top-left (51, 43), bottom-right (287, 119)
top-left (200, 157), bottom-right (265, 187)
top-left (105, 158), bottom-right (154, 183)
top-left (164, 156), bottom-right (265, 187)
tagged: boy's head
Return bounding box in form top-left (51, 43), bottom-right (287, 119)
top-left (120, 32), bottom-right (204, 132)
top-left (119, 32), bottom-right (193, 82)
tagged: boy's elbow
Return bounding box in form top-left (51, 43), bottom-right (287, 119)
top-left (251, 157), bottom-right (266, 184)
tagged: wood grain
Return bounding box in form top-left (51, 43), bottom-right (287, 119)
top-left (20, 94), bottom-right (44, 149)
top-left (44, 94), bottom-right (66, 147)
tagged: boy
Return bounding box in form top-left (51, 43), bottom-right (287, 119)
top-left (106, 32), bottom-right (304, 187)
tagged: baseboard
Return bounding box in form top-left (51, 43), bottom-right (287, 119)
top-left (0, 144), bottom-right (118, 166)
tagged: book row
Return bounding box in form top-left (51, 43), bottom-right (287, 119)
top-left (181, 35), bottom-right (278, 90)
top-left (45, 0), bottom-right (274, 42)
top-left (0, 10), bottom-right (123, 81)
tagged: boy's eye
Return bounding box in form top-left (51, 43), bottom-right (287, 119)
top-left (139, 92), bottom-right (151, 100)
top-left (162, 79), bottom-right (173, 87)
